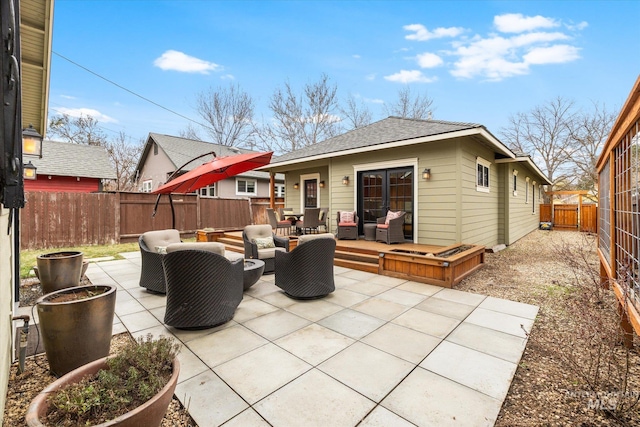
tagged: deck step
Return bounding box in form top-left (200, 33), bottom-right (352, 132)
top-left (217, 237), bottom-right (244, 248)
top-left (335, 250), bottom-right (378, 264)
top-left (335, 258), bottom-right (379, 274)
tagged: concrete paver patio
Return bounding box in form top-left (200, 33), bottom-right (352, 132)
top-left (85, 252), bottom-right (538, 426)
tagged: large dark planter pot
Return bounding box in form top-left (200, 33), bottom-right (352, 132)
top-left (36, 251), bottom-right (84, 294)
top-left (25, 356), bottom-right (180, 427)
top-left (36, 284), bottom-right (116, 376)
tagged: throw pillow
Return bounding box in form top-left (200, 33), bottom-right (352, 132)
top-left (252, 236), bottom-right (275, 249)
top-left (385, 210), bottom-right (402, 225)
top-left (340, 211), bottom-right (354, 223)
top-left (155, 246), bottom-right (167, 254)
top-left (274, 211), bottom-right (281, 222)
top-left (319, 210), bottom-right (325, 221)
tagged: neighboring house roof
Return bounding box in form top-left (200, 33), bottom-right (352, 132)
top-left (30, 140), bottom-right (116, 179)
top-left (137, 133), bottom-right (284, 180)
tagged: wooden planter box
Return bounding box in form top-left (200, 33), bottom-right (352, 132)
top-left (379, 244), bottom-right (485, 288)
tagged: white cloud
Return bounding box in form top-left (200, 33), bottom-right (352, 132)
top-left (365, 73), bottom-right (376, 81)
top-left (153, 50), bottom-right (220, 74)
top-left (384, 70), bottom-right (436, 83)
top-left (353, 54), bottom-right (361, 59)
top-left (494, 13), bottom-right (559, 33)
top-left (404, 24), bottom-right (464, 41)
top-left (221, 74), bottom-right (235, 80)
top-left (566, 21), bottom-right (589, 31)
top-left (416, 52), bottom-right (444, 68)
top-left (364, 97), bottom-right (385, 104)
top-left (523, 44), bottom-right (581, 64)
top-left (60, 94), bottom-right (76, 100)
top-left (57, 107), bottom-right (117, 123)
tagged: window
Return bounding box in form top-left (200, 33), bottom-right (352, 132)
top-left (512, 170), bottom-right (518, 196)
top-left (236, 178), bottom-right (257, 195)
top-left (525, 177), bottom-right (530, 203)
top-left (198, 184), bottom-right (216, 197)
top-left (476, 157), bottom-right (490, 192)
top-left (142, 180), bottom-right (152, 193)
top-left (274, 184), bottom-right (285, 198)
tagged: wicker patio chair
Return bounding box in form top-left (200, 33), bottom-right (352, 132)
top-left (162, 247), bottom-right (243, 329)
top-left (318, 208), bottom-right (329, 232)
top-left (376, 211), bottom-right (406, 244)
top-left (295, 207), bottom-right (321, 234)
top-left (275, 233), bottom-right (336, 299)
top-left (267, 208), bottom-right (292, 235)
top-left (336, 211), bottom-right (359, 240)
top-left (243, 224), bottom-right (290, 273)
top-left (138, 229), bottom-right (181, 293)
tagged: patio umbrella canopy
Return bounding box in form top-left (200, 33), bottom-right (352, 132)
top-left (153, 151), bottom-right (273, 195)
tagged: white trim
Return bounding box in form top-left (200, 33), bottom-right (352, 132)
top-left (476, 157), bottom-right (491, 193)
top-left (235, 177), bottom-right (257, 196)
top-left (494, 156), bottom-right (552, 185)
top-left (352, 158), bottom-right (418, 243)
top-left (299, 173), bottom-right (320, 208)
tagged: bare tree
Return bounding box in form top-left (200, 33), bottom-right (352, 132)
top-left (255, 74), bottom-right (341, 153)
top-left (191, 83), bottom-right (255, 147)
top-left (384, 86), bottom-right (434, 120)
top-left (340, 94), bottom-right (373, 130)
top-left (501, 97), bottom-right (579, 189)
top-left (48, 114), bottom-right (108, 146)
top-left (104, 132), bottom-right (144, 191)
top-left (47, 113), bottom-right (142, 192)
top-left (569, 102), bottom-right (616, 192)
top-left (179, 123), bottom-right (203, 141)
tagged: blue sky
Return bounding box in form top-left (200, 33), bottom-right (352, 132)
top-left (48, 0), bottom-right (640, 146)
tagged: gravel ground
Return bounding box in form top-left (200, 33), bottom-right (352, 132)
top-left (457, 230), bottom-right (640, 426)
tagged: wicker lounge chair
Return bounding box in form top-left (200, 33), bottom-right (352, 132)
top-left (275, 233), bottom-right (336, 299)
top-left (376, 211), bottom-right (406, 244)
top-left (336, 211), bottom-right (359, 240)
top-left (163, 247), bottom-right (243, 329)
top-left (138, 229), bottom-right (181, 293)
top-left (243, 224), bottom-right (289, 273)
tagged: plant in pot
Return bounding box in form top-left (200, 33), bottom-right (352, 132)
top-left (36, 284), bottom-right (117, 377)
top-left (26, 334), bottom-right (181, 427)
top-left (35, 251), bottom-right (85, 294)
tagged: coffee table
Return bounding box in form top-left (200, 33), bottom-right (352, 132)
top-left (243, 259), bottom-right (265, 290)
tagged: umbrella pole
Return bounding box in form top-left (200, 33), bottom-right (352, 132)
top-left (169, 194), bottom-right (176, 229)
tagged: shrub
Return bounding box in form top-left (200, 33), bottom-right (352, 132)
top-left (46, 334), bottom-right (180, 426)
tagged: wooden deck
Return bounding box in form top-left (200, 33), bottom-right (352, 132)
top-left (201, 230), bottom-right (485, 289)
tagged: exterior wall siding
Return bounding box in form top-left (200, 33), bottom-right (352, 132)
top-left (0, 207), bottom-right (14, 419)
top-left (507, 163), bottom-right (541, 244)
top-left (24, 175), bottom-right (101, 193)
top-left (459, 140), bottom-right (500, 247)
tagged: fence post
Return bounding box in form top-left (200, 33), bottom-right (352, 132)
top-left (115, 191), bottom-right (121, 244)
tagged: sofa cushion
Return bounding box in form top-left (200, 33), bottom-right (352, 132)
top-left (376, 224), bottom-right (389, 229)
top-left (142, 229), bottom-right (181, 250)
top-left (253, 236), bottom-right (275, 249)
top-left (257, 246), bottom-right (287, 259)
top-left (338, 222), bottom-right (357, 227)
top-left (244, 224), bottom-right (273, 241)
top-left (297, 233), bottom-right (334, 246)
top-left (340, 211), bottom-right (355, 223)
top-left (166, 242), bottom-right (225, 256)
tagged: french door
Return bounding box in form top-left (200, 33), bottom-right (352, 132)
top-left (358, 167), bottom-right (413, 240)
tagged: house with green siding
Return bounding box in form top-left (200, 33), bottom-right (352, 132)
top-left (261, 116), bottom-right (551, 248)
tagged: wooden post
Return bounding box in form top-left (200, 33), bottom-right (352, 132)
top-left (269, 172), bottom-right (275, 209)
top-left (618, 302), bottom-right (634, 348)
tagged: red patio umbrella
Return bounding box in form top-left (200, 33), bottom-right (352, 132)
top-left (151, 151), bottom-right (273, 228)
top-left (153, 151), bottom-right (273, 194)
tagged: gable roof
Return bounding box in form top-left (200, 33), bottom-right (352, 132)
top-left (29, 140), bottom-right (116, 179)
top-left (137, 133), bottom-right (283, 180)
top-left (268, 116), bottom-right (513, 166)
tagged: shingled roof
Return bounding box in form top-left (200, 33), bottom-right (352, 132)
top-left (138, 133), bottom-right (283, 180)
top-left (270, 116), bottom-right (486, 164)
top-left (29, 140), bottom-right (116, 179)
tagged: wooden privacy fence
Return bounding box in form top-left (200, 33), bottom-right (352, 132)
top-left (539, 203), bottom-right (597, 232)
top-left (21, 192), bottom-right (281, 250)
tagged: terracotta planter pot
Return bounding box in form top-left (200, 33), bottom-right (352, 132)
top-left (25, 356), bottom-right (180, 427)
top-left (36, 284), bottom-right (116, 376)
top-left (36, 251), bottom-right (84, 294)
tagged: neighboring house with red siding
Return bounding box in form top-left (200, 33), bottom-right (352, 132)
top-left (24, 140), bottom-right (116, 193)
